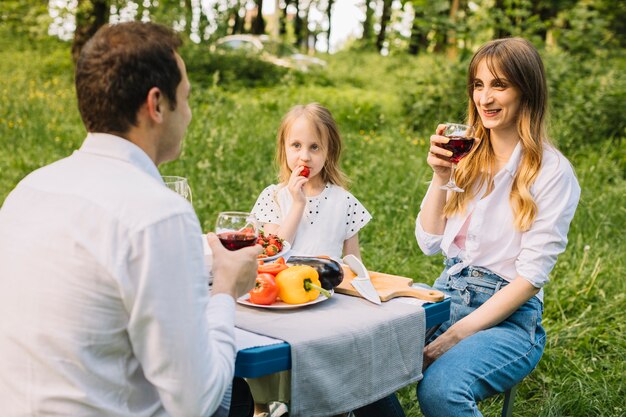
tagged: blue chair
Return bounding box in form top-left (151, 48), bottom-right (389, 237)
top-left (501, 384), bottom-right (518, 417)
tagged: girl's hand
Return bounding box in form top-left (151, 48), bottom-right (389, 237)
top-left (286, 166), bottom-right (308, 205)
top-left (427, 124), bottom-right (454, 182)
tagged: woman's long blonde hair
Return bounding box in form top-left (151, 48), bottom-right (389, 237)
top-left (275, 103), bottom-right (349, 188)
top-left (446, 38), bottom-right (548, 231)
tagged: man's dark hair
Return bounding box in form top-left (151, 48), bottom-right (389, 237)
top-left (75, 22), bottom-right (183, 134)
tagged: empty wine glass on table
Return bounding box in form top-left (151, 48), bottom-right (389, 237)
top-left (437, 123), bottom-right (476, 193)
top-left (215, 212), bottom-right (259, 251)
top-left (162, 176), bottom-right (193, 203)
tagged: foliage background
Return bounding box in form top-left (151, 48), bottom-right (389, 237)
top-left (1, 2), bottom-right (625, 416)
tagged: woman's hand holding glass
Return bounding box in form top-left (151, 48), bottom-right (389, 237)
top-left (428, 123), bottom-right (476, 193)
top-left (428, 124), bottom-right (457, 179)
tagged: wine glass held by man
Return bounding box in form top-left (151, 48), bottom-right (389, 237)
top-left (215, 211), bottom-right (259, 251)
top-left (414, 38), bottom-right (581, 417)
top-left (162, 175), bottom-right (193, 203)
top-left (0, 21), bottom-right (260, 417)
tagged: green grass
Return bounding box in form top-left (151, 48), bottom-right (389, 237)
top-left (1, 34), bottom-right (624, 417)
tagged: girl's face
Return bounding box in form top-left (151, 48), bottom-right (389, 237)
top-left (472, 60), bottom-right (522, 138)
top-left (284, 116), bottom-right (328, 181)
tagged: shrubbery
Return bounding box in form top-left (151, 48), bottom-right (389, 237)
top-left (182, 45), bottom-right (289, 88)
top-left (401, 55), bottom-right (468, 133)
top-left (544, 51), bottom-right (625, 150)
top-left (181, 43), bottom-right (332, 89)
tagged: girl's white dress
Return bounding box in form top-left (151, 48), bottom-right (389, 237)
top-left (251, 183), bottom-right (372, 262)
top-left (248, 182), bottom-right (372, 405)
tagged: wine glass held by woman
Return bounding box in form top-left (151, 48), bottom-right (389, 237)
top-left (430, 123), bottom-right (476, 192)
top-left (414, 38), bottom-right (581, 417)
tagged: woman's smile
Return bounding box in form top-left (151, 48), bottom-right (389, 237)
top-left (472, 60), bottom-right (521, 136)
top-left (481, 108), bottom-right (501, 117)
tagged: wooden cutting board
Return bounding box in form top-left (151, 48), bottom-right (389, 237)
top-left (336, 266), bottom-right (445, 302)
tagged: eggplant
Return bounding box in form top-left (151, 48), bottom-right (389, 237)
top-left (286, 256), bottom-right (344, 290)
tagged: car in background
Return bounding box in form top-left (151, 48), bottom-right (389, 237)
top-left (211, 34), bottom-right (326, 72)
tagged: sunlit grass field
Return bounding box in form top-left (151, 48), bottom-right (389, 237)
top-left (1, 33), bottom-right (624, 417)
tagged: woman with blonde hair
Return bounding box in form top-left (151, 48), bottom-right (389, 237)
top-left (414, 37), bottom-right (580, 415)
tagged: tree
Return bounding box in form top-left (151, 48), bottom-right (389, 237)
top-left (376, 0), bottom-right (392, 52)
top-left (251, 0), bottom-right (266, 34)
top-left (0, 0), bottom-right (52, 42)
top-left (325, 0), bottom-right (334, 52)
top-left (231, 1), bottom-right (245, 35)
top-left (431, 0), bottom-right (450, 53)
top-left (279, 0), bottom-right (291, 36)
top-left (408, 0), bottom-right (429, 55)
top-left (184, 0), bottom-right (193, 37)
top-left (492, 0), bottom-right (512, 38)
top-left (72, 0), bottom-right (110, 63)
top-left (446, 0), bottom-right (468, 59)
top-left (361, 0), bottom-right (376, 46)
top-left (293, 0), bottom-right (313, 49)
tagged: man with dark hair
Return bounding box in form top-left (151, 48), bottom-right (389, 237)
top-left (0, 22), bottom-right (259, 417)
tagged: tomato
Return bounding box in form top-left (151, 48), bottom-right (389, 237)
top-left (249, 273), bottom-right (279, 305)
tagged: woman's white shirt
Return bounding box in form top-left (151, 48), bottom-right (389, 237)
top-left (252, 184), bottom-right (372, 262)
top-left (415, 142), bottom-right (580, 302)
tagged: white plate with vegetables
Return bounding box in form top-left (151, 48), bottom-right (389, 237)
top-left (237, 290), bottom-right (333, 310)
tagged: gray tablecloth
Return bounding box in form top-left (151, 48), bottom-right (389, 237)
top-left (235, 294), bottom-right (425, 417)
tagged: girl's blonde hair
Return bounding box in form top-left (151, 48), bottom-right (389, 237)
top-left (276, 103), bottom-right (349, 188)
top-left (446, 37), bottom-right (548, 231)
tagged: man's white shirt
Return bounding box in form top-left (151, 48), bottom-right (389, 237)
top-left (0, 133), bottom-right (235, 416)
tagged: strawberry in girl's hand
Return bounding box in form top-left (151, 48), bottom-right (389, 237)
top-left (300, 166), bottom-right (310, 178)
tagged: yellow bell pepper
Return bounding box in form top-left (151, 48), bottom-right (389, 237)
top-left (274, 265), bottom-right (332, 304)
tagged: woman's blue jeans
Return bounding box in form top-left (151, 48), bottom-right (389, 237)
top-left (417, 259), bottom-right (546, 417)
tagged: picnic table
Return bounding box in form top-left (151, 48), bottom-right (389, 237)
top-left (233, 292), bottom-right (450, 417)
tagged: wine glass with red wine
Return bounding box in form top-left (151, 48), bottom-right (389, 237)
top-left (438, 123), bottom-right (476, 193)
top-left (215, 212), bottom-right (259, 251)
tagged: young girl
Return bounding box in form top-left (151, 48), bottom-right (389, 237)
top-left (248, 103), bottom-right (372, 417)
top-left (413, 38), bottom-right (580, 416)
top-left (251, 102), bottom-right (371, 262)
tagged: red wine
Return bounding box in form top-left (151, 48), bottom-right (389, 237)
top-left (439, 136), bottom-right (475, 163)
top-left (218, 232), bottom-right (257, 251)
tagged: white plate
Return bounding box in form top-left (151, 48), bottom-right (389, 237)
top-left (237, 289), bottom-right (333, 310)
top-left (258, 241), bottom-right (291, 262)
